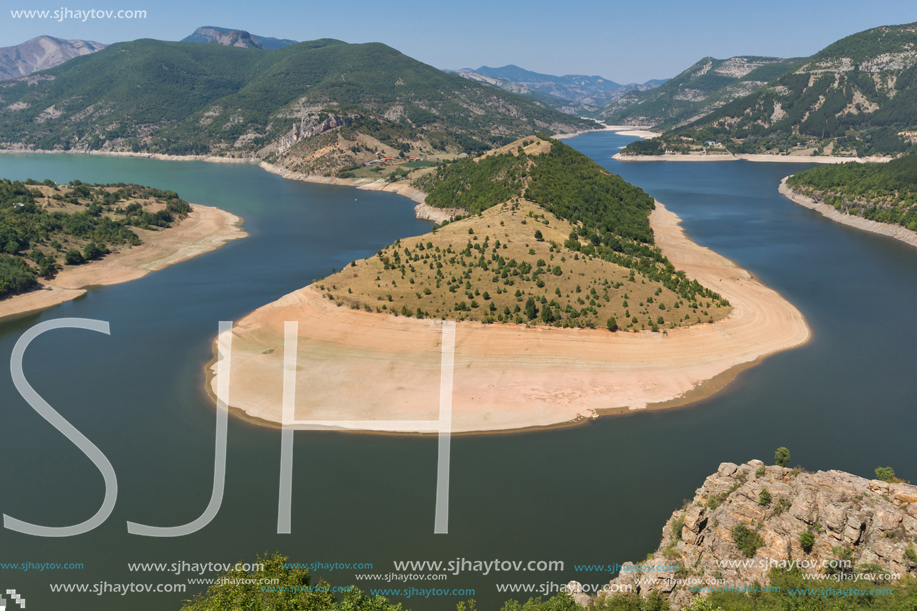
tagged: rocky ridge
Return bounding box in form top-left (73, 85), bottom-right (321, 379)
top-left (573, 460), bottom-right (917, 609)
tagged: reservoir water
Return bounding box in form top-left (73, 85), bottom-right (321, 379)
top-left (1, 132), bottom-right (915, 610)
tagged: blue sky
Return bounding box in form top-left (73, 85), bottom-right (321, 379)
top-left (2, 0), bottom-right (915, 83)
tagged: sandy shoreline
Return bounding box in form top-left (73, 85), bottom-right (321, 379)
top-left (0, 204), bottom-right (246, 323)
top-left (614, 152), bottom-right (894, 164)
top-left (779, 177), bottom-right (917, 249)
top-left (553, 125), bottom-right (661, 141)
top-left (209, 201), bottom-right (810, 433)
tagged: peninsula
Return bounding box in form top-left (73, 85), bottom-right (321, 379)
top-left (0, 179), bottom-right (245, 322)
top-left (209, 137), bottom-right (809, 433)
top-left (780, 153), bottom-right (917, 248)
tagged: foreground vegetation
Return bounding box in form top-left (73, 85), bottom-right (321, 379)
top-left (0, 178), bottom-right (191, 297)
top-left (321, 137), bottom-right (729, 330)
top-left (181, 553), bottom-right (917, 610)
top-left (787, 153), bottom-right (917, 230)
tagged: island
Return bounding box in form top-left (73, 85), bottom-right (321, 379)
top-left (0, 178), bottom-right (245, 322)
top-left (208, 136), bottom-right (810, 433)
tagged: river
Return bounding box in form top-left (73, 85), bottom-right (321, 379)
top-left (1, 133), bottom-right (915, 610)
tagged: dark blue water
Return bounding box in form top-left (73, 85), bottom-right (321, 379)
top-left (0, 136), bottom-right (915, 610)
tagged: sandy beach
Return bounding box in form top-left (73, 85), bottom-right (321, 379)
top-left (779, 177), bottom-right (917, 249)
top-left (0, 204), bottom-right (246, 322)
top-left (210, 201), bottom-right (810, 433)
top-left (614, 152), bottom-right (893, 164)
top-left (553, 124), bottom-right (661, 141)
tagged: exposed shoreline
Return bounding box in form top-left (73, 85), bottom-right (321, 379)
top-left (614, 152), bottom-right (894, 164)
top-left (553, 124), bottom-right (661, 140)
top-left (778, 177), bottom-right (917, 249)
top-left (207, 201), bottom-right (810, 434)
top-left (0, 204), bottom-right (246, 323)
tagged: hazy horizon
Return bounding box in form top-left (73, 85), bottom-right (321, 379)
top-left (1, 0), bottom-right (915, 83)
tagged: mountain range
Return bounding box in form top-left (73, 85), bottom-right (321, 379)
top-left (0, 37), bottom-right (595, 174)
top-left (597, 55), bottom-right (805, 129)
top-left (623, 21), bottom-right (917, 157)
top-left (449, 64), bottom-right (665, 114)
top-left (0, 35), bottom-right (106, 81)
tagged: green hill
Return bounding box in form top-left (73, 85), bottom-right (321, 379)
top-left (623, 22), bottom-right (917, 157)
top-left (0, 178), bottom-right (191, 297)
top-left (599, 56), bottom-right (804, 129)
top-left (786, 153), bottom-right (917, 229)
top-left (0, 38), bottom-right (596, 166)
top-left (321, 136), bottom-right (729, 331)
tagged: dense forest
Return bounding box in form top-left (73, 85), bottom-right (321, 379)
top-left (0, 178), bottom-right (190, 297)
top-left (787, 154), bottom-right (917, 229)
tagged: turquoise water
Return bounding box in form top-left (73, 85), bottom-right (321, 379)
top-left (0, 136), bottom-right (915, 610)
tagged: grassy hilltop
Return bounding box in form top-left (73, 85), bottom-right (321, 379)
top-left (320, 137), bottom-right (729, 331)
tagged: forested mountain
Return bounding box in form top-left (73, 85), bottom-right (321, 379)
top-left (0, 38), bottom-right (596, 168)
top-left (786, 153), bottom-right (917, 229)
top-left (598, 56), bottom-right (804, 129)
top-left (450, 64), bottom-right (663, 115)
top-left (0, 36), bottom-right (105, 80)
top-left (627, 22), bottom-right (917, 157)
top-left (181, 26), bottom-right (297, 49)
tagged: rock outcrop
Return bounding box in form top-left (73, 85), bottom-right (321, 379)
top-left (273, 113), bottom-right (363, 155)
top-left (583, 460), bottom-right (917, 609)
top-left (0, 36), bottom-right (105, 81)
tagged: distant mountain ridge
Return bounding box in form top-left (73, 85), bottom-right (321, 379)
top-left (0, 38), bottom-right (596, 175)
top-left (181, 26), bottom-right (297, 49)
top-left (626, 21), bottom-right (917, 158)
top-left (0, 36), bottom-right (106, 80)
top-left (449, 64), bottom-right (664, 114)
top-left (599, 55), bottom-right (805, 129)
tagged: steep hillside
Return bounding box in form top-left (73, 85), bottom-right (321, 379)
top-left (785, 153), bottom-right (917, 229)
top-left (0, 35), bottom-right (105, 80)
top-left (576, 459), bottom-right (917, 609)
top-left (0, 39), bottom-right (596, 171)
top-left (319, 136), bottom-right (729, 330)
top-left (451, 64), bottom-right (662, 114)
top-left (599, 56), bottom-right (803, 129)
top-left (181, 26), bottom-right (297, 49)
top-left (629, 22), bottom-right (917, 157)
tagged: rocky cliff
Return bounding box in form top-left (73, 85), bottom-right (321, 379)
top-left (0, 36), bottom-right (105, 80)
top-left (576, 460), bottom-right (917, 609)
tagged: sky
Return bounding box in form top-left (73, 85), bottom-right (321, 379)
top-left (1, 0), bottom-right (915, 83)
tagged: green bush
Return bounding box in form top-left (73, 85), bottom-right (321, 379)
top-left (732, 523), bottom-right (765, 557)
top-left (774, 447), bottom-right (790, 467)
top-left (875, 467), bottom-right (899, 483)
top-left (799, 530), bottom-right (815, 553)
